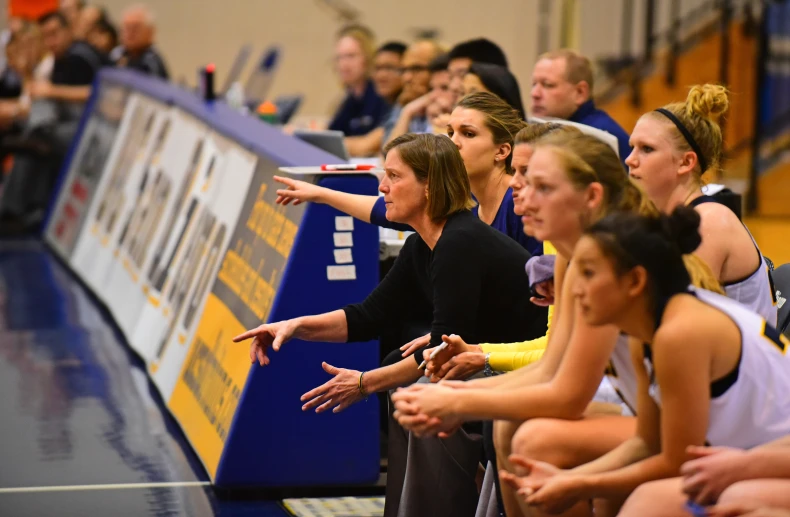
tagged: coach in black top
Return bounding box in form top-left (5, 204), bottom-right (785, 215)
top-left (235, 132), bottom-right (546, 404)
top-left (111, 5), bottom-right (168, 80)
top-left (235, 133), bottom-right (546, 517)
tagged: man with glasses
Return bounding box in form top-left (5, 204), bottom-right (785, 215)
top-left (382, 39), bottom-right (444, 144)
top-left (372, 41), bottom-right (406, 105)
top-left (345, 41), bottom-right (406, 157)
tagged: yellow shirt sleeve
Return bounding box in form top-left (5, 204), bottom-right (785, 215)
top-left (479, 241), bottom-right (557, 372)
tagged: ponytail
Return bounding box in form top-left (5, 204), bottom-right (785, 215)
top-left (683, 254), bottom-right (724, 294)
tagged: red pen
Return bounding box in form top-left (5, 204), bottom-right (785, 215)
top-left (320, 164), bottom-right (377, 171)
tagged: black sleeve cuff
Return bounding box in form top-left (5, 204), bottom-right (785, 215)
top-left (413, 345), bottom-right (429, 365)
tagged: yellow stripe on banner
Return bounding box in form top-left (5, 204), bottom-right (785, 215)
top-left (168, 293), bottom-right (251, 479)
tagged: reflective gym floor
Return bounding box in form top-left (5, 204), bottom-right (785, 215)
top-left (0, 240), bottom-right (289, 516)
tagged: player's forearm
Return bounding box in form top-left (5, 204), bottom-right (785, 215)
top-left (451, 381), bottom-right (589, 421)
top-left (740, 447), bottom-right (790, 480)
top-left (583, 451), bottom-right (680, 500)
top-left (572, 437), bottom-right (652, 477)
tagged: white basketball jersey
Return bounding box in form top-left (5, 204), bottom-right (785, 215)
top-left (689, 195), bottom-right (777, 326)
top-left (643, 287), bottom-right (790, 449)
top-left (605, 334), bottom-right (638, 415)
top-left (724, 254), bottom-right (777, 327)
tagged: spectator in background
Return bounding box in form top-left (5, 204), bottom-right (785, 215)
top-left (59, 0), bottom-right (84, 29)
top-left (372, 41), bottom-right (406, 105)
top-left (111, 4), bottom-right (168, 80)
top-left (463, 62), bottom-right (526, 120)
top-left (68, 4), bottom-right (112, 67)
top-left (447, 38), bottom-right (509, 99)
top-left (383, 39), bottom-right (444, 144)
top-left (32, 11), bottom-right (102, 104)
top-left (0, 36), bottom-right (24, 132)
top-left (425, 54), bottom-right (456, 133)
top-left (0, 11), bottom-right (103, 234)
top-left (0, 22), bottom-right (54, 131)
top-left (72, 4), bottom-right (105, 42)
top-left (87, 17), bottom-right (117, 56)
top-left (326, 24), bottom-right (387, 139)
top-left (345, 40), bottom-right (405, 157)
top-left (530, 49), bottom-right (631, 161)
top-left (11, 21), bottom-right (54, 83)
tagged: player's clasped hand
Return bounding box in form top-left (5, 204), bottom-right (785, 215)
top-left (499, 456), bottom-right (586, 514)
top-left (392, 383), bottom-right (464, 438)
top-left (531, 279), bottom-right (555, 307)
top-left (425, 334), bottom-right (485, 382)
top-left (232, 318), bottom-right (301, 366)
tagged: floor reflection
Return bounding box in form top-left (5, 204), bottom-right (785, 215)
top-left (0, 241), bottom-right (287, 516)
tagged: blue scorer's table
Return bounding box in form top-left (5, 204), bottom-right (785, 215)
top-left (43, 68), bottom-right (381, 487)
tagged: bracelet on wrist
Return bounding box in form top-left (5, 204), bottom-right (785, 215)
top-left (358, 371), bottom-right (369, 398)
top-left (484, 352), bottom-right (494, 377)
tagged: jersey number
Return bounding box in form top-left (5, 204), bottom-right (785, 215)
top-left (762, 321), bottom-right (789, 355)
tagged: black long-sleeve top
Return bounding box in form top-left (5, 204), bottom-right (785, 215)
top-left (343, 210), bottom-right (548, 363)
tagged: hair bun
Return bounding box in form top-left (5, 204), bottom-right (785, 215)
top-left (686, 84), bottom-right (729, 122)
top-left (662, 206), bottom-right (702, 254)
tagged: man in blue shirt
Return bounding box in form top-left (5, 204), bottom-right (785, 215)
top-left (530, 49), bottom-right (631, 164)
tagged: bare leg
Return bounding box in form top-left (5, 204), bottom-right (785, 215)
top-left (618, 478), bottom-right (687, 517)
top-left (494, 419), bottom-right (525, 517)
top-left (507, 415), bottom-right (636, 517)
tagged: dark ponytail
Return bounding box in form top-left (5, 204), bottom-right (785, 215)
top-left (662, 206), bottom-right (702, 255)
top-left (586, 206), bottom-right (703, 303)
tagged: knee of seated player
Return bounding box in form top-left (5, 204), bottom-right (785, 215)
top-left (494, 419), bottom-right (520, 459)
top-left (619, 478), bottom-right (687, 517)
top-left (510, 418), bottom-right (575, 469)
top-left (719, 479), bottom-right (790, 509)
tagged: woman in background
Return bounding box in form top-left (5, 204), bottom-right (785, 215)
top-left (327, 25), bottom-right (389, 138)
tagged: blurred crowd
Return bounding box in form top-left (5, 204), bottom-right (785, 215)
top-left (323, 26), bottom-right (630, 162)
top-left (0, 1), bottom-right (167, 235)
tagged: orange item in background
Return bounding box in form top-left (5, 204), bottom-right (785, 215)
top-left (9, 0), bottom-right (59, 19)
top-left (255, 101), bottom-right (277, 115)
top-left (256, 101), bottom-right (278, 124)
